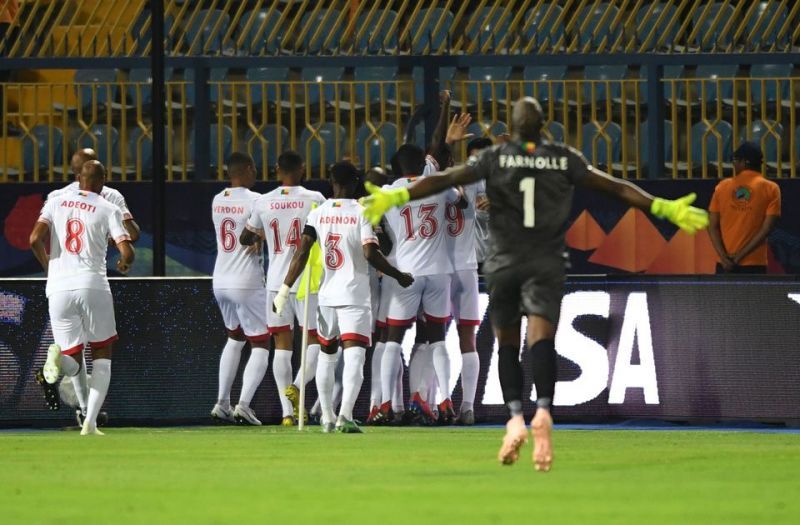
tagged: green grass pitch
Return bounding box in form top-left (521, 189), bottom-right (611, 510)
top-left (1, 426), bottom-right (798, 524)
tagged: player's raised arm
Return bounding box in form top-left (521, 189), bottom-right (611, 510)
top-left (273, 229), bottom-right (314, 314)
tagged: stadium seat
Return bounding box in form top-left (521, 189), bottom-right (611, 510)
top-left (692, 3), bottom-right (735, 51)
top-left (74, 69), bottom-right (119, 112)
top-left (576, 3), bottom-right (621, 49)
top-left (128, 126), bottom-right (171, 175)
top-left (635, 3), bottom-right (679, 51)
top-left (747, 1), bottom-right (788, 50)
top-left (740, 120), bottom-right (783, 168)
top-left (22, 125), bottom-right (63, 174)
top-left (183, 9), bottom-right (230, 54)
top-left (639, 120), bottom-right (674, 170)
top-left (356, 123), bottom-right (398, 168)
top-left (244, 67), bottom-right (289, 109)
top-left (523, 66), bottom-right (566, 105)
top-left (544, 121), bottom-right (565, 143)
top-left (76, 125), bottom-right (121, 171)
top-left (465, 66), bottom-right (512, 105)
top-left (300, 9), bottom-right (343, 54)
top-left (356, 9), bottom-right (398, 53)
top-left (189, 125), bottom-right (233, 169)
top-left (690, 120), bottom-right (733, 170)
top-left (245, 125), bottom-right (289, 171)
top-left (582, 65), bottom-right (626, 107)
top-left (240, 9), bottom-right (283, 55)
top-left (183, 68), bottom-right (228, 106)
top-left (750, 64), bottom-right (792, 107)
top-left (126, 68), bottom-right (175, 109)
top-left (300, 123), bottom-right (346, 169)
top-left (302, 67), bottom-right (345, 108)
top-left (694, 65), bottom-right (738, 108)
top-left (524, 4), bottom-right (564, 50)
top-left (352, 67), bottom-right (397, 109)
top-left (411, 8), bottom-right (454, 54)
top-left (581, 122), bottom-right (622, 169)
top-left (638, 66), bottom-right (684, 106)
top-left (466, 6), bottom-right (512, 50)
top-left (466, 121), bottom-right (508, 139)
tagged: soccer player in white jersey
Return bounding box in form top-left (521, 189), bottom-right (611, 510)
top-left (210, 152), bottom-right (271, 425)
top-left (373, 144), bottom-right (463, 425)
top-left (38, 148), bottom-right (140, 425)
top-left (275, 162), bottom-right (413, 433)
top-left (240, 150), bottom-right (325, 425)
top-left (29, 160), bottom-right (134, 436)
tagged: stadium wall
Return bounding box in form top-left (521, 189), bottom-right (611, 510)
top-left (3, 180), bottom-right (800, 277)
top-left (1, 276), bottom-right (800, 428)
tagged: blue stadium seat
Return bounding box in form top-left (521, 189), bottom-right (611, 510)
top-left (300, 123), bottom-right (346, 169)
top-left (184, 9), bottom-right (230, 54)
top-left (467, 6), bottom-right (512, 50)
top-left (415, 67), bottom-right (456, 107)
top-left (246, 67), bottom-right (290, 107)
top-left (300, 9), bottom-right (343, 54)
top-left (545, 121), bottom-right (565, 143)
top-left (638, 66), bottom-right (683, 105)
top-left (74, 69), bottom-right (119, 112)
top-left (128, 126), bottom-right (171, 175)
top-left (411, 8), bottom-right (454, 53)
top-left (639, 120), bottom-right (674, 169)
top-left (240, 9), bottom-right (283, 54)
top-left (690, 120), bottom-right (733, 168)
top-left (23, 125), bottom-right (63, 173)
top-left (740, 120), bottom-right (783, 167)
top-left (245, 125), bottom-right (289, 171)
top-left (747, 2), bottom-right (788, 50)
top-left (466, 121), bottom-right (508, 139)
top-left (523, 66), bottom-right (566, 105)
top-left (353, 67), bottom-right (397, 108)
top-left (356, 123), bottom-right (398, 168)
top-left (190, 125), bottom-right (234, 169)
top-left (76, 125), bottom-right (120, 169)
top-left (302, 67), bottom-right (345, 107)
top-left (582, 65), bottom-right (626, 106)
top-left (466, 66), bottom-right (512, 104)
top-left (750, 64), bottom-right (792, 106)
top-left (635, 3), bottom-right (679, 51)
top-left (577, 3), bottom-right (621, 48)
top-left (694, 65), bottom-right (738, 107)
top-left (524, 4), bottom-right (564, 50)
top-left (581, 122), bottom-right (622, 168)
top-left (356, 9), bottom-right (398, 52)
top-left (183, 68), bottom-right (228, 105)
top-left (692, 3), bottom-right (735, 51)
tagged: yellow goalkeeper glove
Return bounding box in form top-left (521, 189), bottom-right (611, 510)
top-left (360, 182), bottom-right (410, 225)
top-left (650, 193), bottom-right (709, 234)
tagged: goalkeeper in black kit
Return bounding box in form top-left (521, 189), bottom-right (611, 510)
top-left (361, 97), bottom-right (709, 472)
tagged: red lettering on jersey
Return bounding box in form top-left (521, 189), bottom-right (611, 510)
top-left (60, 200), bottom-right (96, 213)
top-left (269, 201), bottom-right (305, 210)
top-left (319, 215), bottom-right (357, 225)
top-left (213, 205), bottom-right (245, 214)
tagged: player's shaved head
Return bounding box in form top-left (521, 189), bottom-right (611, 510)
top-left (391, 144), bottom-right (426, 178)
top-left (71, 148), bottom-right (98, 177)
top-left (79, 160), bottom-right (106, 194)
top-left (511, 97), bottom-right (544, 142)
top-left (365, 166), bottom-right (388, 187)
top-left (227, 152), bottom-right (256, 188)
top-left (277, 150), bottom-right (304, 185)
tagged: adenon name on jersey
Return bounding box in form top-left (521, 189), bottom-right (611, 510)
top-left (318, 215), bottom-right (358, 225)
top-left (499, 154), bottom-right (569, 170)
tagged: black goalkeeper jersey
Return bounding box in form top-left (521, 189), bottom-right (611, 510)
top-left (467, 139), bottom-right (591, 273)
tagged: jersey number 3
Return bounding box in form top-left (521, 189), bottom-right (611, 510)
top-left (519, 178), bottom-right (536, 228)
top-left (324, 233), bottom-right (344, 270)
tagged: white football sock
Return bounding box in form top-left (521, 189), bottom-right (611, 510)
top-left (370, 341), bottom-right (385, 408)
top-left (72, 352), bottom-right (89, 413)
top-left (339, 346), bottom-right (366, 421)
top-left (409, 343), bottom-right (428, 394)
top-left (316, 351), bottom-right (337, 425)
top-left (238, 347), bottom-right (269, 406)
top-left (393, 351), bottom-right (404, 412)
top-left (272, 349), bottom-right (294, 416)
top-left (460, 351), bottom-right (480, 412)
top-left (293, 343), bottom-right (320, 387)
top-left (85, 358), bottom-right (111, 428)
top-left (380, 341), bottom-right (401, 404)
top-left (60, 353), bottom-right (80, 377)
top-left (332, 349), bottom-right (344, 410)
top-left (217, 338), bottom-right (245, 406)
top-left (310, 397), bottom-right (321, 416)
top-left (430, 341), bottom-right (451, 401)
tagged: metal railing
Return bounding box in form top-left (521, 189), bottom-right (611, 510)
top-left (2, 0), bottom-right (797, 58)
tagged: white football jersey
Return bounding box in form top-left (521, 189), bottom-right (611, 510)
top-left (246, 185), bottom-right (326, 292)
top-left (49, 181), bottom-right (133, 220)
top-left (211, 187), bottom-right (265, 289)
top-left (38, 189), bottom-right (130, 297)
top-left (383, 176), bottom-right (457, 277)
top-left (444, 180), bottom-right (483, 272)
top-left (306, 199), bottom-right (378, 308)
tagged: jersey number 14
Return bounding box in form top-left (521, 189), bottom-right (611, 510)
top-left (519, 178), bottom-right (536, 228)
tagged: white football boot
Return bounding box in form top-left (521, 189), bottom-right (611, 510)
top-left (210, 403), bottom-right (235, 423)
top-left (42, 344), bottom-right (62, 384)
top-left (233, 404), bottom-right (262, 426)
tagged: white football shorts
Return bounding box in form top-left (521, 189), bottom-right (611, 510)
top-left (317, 304), bottom-right (372, 347)
top-left (450, 269), bottom-right (481, 326)
top-left (267, 290), bottom-right (318, 334)
top-left (48, 289), bottom-right (118, 355)
top-left (386, 273), bottom-right (451, 326)
top-left (213, 287), bottom-right (269, 344)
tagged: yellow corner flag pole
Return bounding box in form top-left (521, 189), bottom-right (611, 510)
top-left (298, 265), bottom-right (311, 432)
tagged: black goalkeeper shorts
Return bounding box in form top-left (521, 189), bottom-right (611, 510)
top-left (486, 257), bottom-right (565, 327)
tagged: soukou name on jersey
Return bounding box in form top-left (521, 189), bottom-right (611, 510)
top-left (499, 154), bottom-right (569, 170)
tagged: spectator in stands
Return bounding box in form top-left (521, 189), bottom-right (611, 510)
top-left (709, 141), bottom-right (781, 274)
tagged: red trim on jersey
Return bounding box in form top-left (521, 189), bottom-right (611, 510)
top-left (269, 324), bottom-right (292, 334)
top-left (456, 319), bottom-right (482, 327)
top-left (424, 313), bottom-right (451, 324)
top-left (362, 238), bottom-right (378, 246)
top-left (244, 223), bottom-right (264, 236)
top-left (341, 333), bottom-right (370, 345)
top-left (386, 317), bottom-right (416, 327)
top-left (226, 325), bottom-right (245, 338)
top-left (89, 334), bottom-right (119, 349)
top-left (317, 334), bottom-right (336, 346)
top-left (61, 343), bottom-right (84, 356)
top-left (247, 333), bottom-right (270, 345)
top-left (123, 213), bottom-right (133, 220)
top-left (37, 217), bottom-right (50, 225)
top-left (114, 234), bottom-right (132, 244)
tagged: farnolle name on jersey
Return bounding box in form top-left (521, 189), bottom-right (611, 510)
top-left (499, 154), bottom-right (569, 170)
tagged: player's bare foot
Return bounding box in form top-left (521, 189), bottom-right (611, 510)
top-left (530, 408), bottom-right (553, 472)
top-left (497, 415), bottom-right (528, 466)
